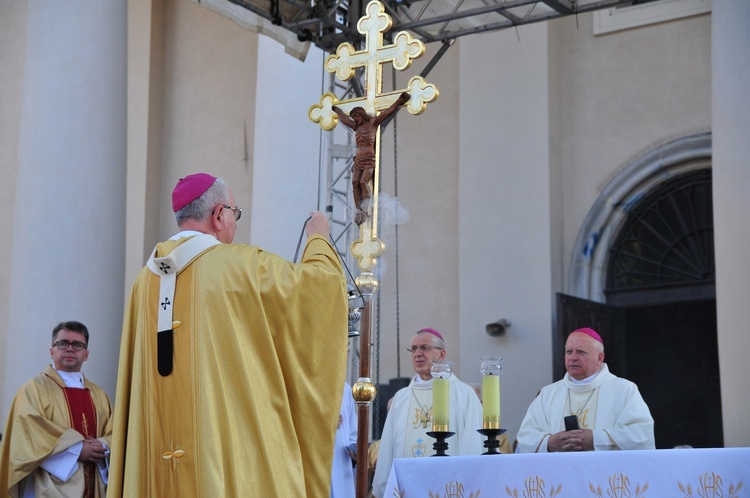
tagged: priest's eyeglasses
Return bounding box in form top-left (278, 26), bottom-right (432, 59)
top-left (53, 340), bottom-right (87, 351)
top-left (407, 345), bottom-right (444, 353)
top-left (222, 205), bottom-right (242, 221)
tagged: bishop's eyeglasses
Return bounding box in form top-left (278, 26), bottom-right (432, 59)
top-left (406, 345), bottom-right (444, 353)
top-left (223, 205), bottom-right (242, 221)
top-left (53, 340), bottom-right (87, 351)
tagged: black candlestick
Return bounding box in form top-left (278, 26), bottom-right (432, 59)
top-left (426, 430), bottom-right (455, 456)
top-left (477, 427), bottom-right (507, 455)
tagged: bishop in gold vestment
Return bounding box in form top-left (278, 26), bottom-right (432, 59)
top-left (108, 173), bottom-right (348, 497)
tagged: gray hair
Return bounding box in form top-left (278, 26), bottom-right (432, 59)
top-left (414, 329), bottom-right (445, 350)
top-left (174, 178), bottom-right (229, 226)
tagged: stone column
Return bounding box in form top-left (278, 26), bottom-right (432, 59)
top-left (2, 1), bottom-right (126, 418)
top-left (250, 37), bottom-right (324, 257)
top-left (712, 0), bottom-right (750, 447)
top-left (458, 23), bottom-right (552, 440)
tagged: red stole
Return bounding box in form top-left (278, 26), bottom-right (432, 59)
top-left (63, 387), bottom-right (98, 498)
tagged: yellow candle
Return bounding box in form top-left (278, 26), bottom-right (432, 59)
top-left (482, 374), bottom-right (500, 429)
top-left (432, 378), bottom-right (450, 431)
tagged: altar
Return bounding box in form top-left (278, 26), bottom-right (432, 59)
top-left (384, 447), bottom-right (749, 497)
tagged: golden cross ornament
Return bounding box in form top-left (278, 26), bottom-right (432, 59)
top-left (309, 0), bottom-right (438, 129)
top-left (309, 0), bottom-right (438, 276)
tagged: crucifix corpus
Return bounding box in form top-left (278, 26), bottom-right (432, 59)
top-left (309, 1), bottom-right (437, 497)
top-left (331, 91), bottom-right (410, 226)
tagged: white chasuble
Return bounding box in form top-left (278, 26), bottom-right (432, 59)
top-left (516, 364), bottom-right (655, 453)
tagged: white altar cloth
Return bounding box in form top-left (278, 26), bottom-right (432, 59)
top-left (384, 447), bottom-right (749, 497)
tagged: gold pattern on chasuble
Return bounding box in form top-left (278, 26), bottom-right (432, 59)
top-left (678, 472), bottom-right (743, 498)
top-left (162, 439), bottom-right (187, 470)
top-left (568, 387), bottom-right (597, 430)
top-left (81, 414), bottom-right (91, 437)
top-left (588, 473), bottom-right (648, 498)
top-left (412, 406), bottom-right (432, 429)
top-left (570, 408), bottom-right (591, 429)
top-left (504, 476), bottom-right (562, 498)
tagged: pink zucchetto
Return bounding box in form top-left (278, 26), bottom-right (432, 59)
top-left (172, 173), bottom-right (217, 212)
top-left (417, 327), bottom-right (444, 341)
top-left (571, 327), bottom-right (603, 344)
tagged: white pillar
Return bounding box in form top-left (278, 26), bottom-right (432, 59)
top-left (458, 24), bottom-right (552, 441)
top-left (712, 0), bottom-right (750, 447)
top-left (250, 37), bottom-right (325, 259)
top-left (2, 1), bottom-right (126, 419)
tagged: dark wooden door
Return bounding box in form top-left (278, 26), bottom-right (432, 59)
top-left (623, 299), bottom-right (722, 448)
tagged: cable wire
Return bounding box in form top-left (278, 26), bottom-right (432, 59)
top-left (292, 216), bottom-right (313, 263)
top-left (392, 67), bottom-right (402, 378)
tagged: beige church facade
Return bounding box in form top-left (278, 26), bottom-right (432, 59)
top-left (1, 0), bottom-right (748, 449)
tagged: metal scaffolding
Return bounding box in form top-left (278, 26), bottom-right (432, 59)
top-left (228, 0), bottom-right (636, 53)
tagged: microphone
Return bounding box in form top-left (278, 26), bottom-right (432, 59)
top-left (564, 415), bottom-right (580, 431)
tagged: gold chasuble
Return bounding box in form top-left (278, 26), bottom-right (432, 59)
top-left (108, 234), bottom-right (348, 497)
top-left (0, 366), bottom-right (113, 498)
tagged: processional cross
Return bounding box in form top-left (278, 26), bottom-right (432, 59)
top-left (309, 0), bottom-right (438, 276)
top-left (309, 3), bottom-right (437, 497)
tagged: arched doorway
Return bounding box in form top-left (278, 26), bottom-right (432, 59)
top-left (558, 133), bottom-right (722, 448)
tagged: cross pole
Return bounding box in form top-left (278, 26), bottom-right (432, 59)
top-left (309, 2), bottom-right (437, 497)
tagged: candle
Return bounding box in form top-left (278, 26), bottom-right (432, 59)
top-left (480, 357), bottom-right (503, 429)
top-left (482, 374), bottom-right (500, 428)
top-left (430, 359), bottom-right (453, 432)
top-left (432, 378), bottom-right (450, 431)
